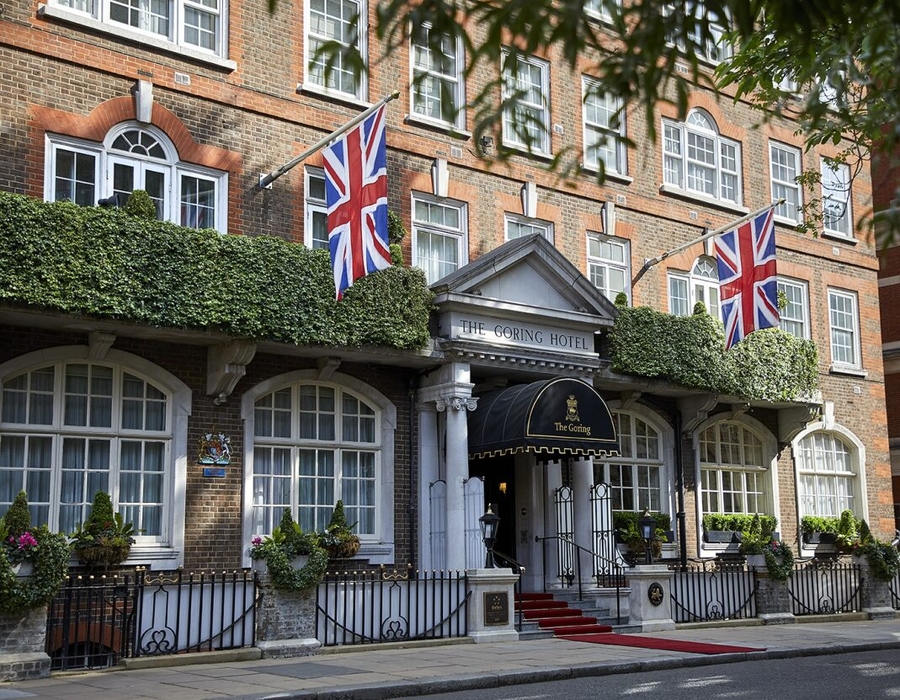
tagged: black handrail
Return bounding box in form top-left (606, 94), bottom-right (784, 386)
top-left (534, 534), bottom-right (626, 624)
top-left (490, 549), bottom-right (526, 631)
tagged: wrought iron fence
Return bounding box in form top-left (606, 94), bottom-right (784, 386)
top-left (788, 559), bottom-right (861, 615)
top-left (669, 560), bottom-right (757, 623)
top-left (47, 569), bottom-right (258, 671)
top-left (315, 566), bottom-right (469, 646)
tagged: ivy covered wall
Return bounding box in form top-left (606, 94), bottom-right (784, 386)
top-left (609, 305), bottom-right (819, 402)
top-left (0, 193), bottom-right (433, 349)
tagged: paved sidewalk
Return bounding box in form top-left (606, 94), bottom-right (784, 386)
top-left (3, 617), bottom-right (900, 700)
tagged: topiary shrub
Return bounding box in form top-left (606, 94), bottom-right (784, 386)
top-left (124, 189), bottom-right (158, 219)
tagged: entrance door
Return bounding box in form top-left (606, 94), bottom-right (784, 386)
top-left (469, 456), bottom-right (516, 561)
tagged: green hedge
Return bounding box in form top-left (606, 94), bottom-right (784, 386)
top-left (609, 305), bottom-right (818, 401)
top-left (0, 193), bottom-right (433, 349)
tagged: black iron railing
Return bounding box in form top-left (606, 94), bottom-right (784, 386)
top-left (491, 549), bottom-right (526, 631)
top-left (315, 566), bottom-right (468, 646)
top-left (788, 558), bottom-right (861, 615)
top-left (47, 569), bottom-right (258, 671)
top-left (669, 560), bottom-right (757, 623)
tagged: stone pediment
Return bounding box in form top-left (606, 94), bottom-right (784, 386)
top-left (431, 233), bottom-right (619, 323)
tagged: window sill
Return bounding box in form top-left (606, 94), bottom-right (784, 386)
top-left (580, 164), bottom-right (633, 185)
top-left (296, 83), bottom-right (370, 110)
top-left (38, 4), bottom-right (237, 72)
top-left (829, 364), bottom-right (867, 378)
top-left (658, 184), bottom-right (748, 215)
top-left (404, 114), bottom-right (471, 140)
top-left (773, 214), bottom-right (802, 228)
top-left (500, 140), bottom-right (553, 161)
top-left (820, 230), bottom-right (858, 245)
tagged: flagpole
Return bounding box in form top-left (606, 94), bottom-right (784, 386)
top-left (258, 91), bottom-right (400, 189)
top-left (630, 199), bottom-right (784, 286)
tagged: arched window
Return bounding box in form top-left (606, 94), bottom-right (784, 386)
top-left (663, 109), bottom-right (741, 204)
top-left (46, 123), bottom-right (228, 232)
top-left (595, 412), bottom-right (665, 512)
top-left (0, 348), bottom-right (189, 563)
top-left (796, 431), bottom-right (858, 517)
top-left (699, 421), bottom-right (769, 515)
top-left (668, 256), bottom-right (720, 318)
top-left (243, 371), bottom-right (396, 563)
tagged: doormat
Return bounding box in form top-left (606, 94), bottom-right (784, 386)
top-left (557, 633), bottom-right (764, 655)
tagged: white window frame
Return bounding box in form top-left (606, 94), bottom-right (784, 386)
top-left (668, 257), bottom-right (719, 318)
top-left (828, 288), bottom-right (861, 371)
top-left (411, 193), bottom-right (468, 284)
top-left (409, 23), bottom-right (465, 129)
top-left (596, 411), bottom-right (666, 513)
top-left (44, 126), bottom-right (228, 233)
top-left (241, 369), bottom-right (396, 566)
top-left (501, 51), bottom-right (551, 155)
top-left (582, 76), bottom-right (626, 175)
top-left (584, 0), bottom-right (620, 21)
top-left (505, 214), bottom-right (553, 243)
top-left (793, 423), bottom-right (867, 530)
top-left (662, 110), bottom-right (742, 205)
top-left (0, 347), bottom-right (189, 568)
top-left (305, 0), bottom-right (367, 101)
top-left (587, 232), bottom-right (630, 303)
top-left (821, 160), bottom-right (853, 238)
top-left (697, 419), bottom-right (775, 522)
top-left (46, 0), bottom-right (228, 62)
top-left (776, 278), bottom-right (809, 339)
top-left (665, 1), bottom-right (733, 64)
top-left (304, 167), bottom-right (329, 250)
top-left (769, 141), bottom-right (802, 224)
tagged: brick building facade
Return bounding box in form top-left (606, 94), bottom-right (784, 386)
top-left (0, 0), bottom-right (893, 582)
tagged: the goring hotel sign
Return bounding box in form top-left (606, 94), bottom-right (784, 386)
top-left (445, 311), bottom-right (596, 357)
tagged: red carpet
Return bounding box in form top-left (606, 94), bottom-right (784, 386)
top-left (557, 633), bottom-right (764, 655)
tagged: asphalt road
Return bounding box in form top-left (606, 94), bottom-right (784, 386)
top-left (403, 649), bottom-right (900, 700)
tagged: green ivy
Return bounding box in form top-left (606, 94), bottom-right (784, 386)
top-left (610, 306), bottom-right (818, 401)
top-left (0, 193), bottom-right (433, 350)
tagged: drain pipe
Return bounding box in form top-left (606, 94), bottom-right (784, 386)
top-left (408, 375), bottom-right (418, 568)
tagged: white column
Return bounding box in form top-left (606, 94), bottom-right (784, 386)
top-left (436, 393), bottom-right (478, 572)
top-left (572, 456), bottom-right (595, 586)
top-left (417, 402), bottom-right (440, 571)
top-left (544, 460), bottom-right (562, 584)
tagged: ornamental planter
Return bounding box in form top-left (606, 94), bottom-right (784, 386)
top-left (11, 562), bottom-right (34, 577)
top-left (326, 539), bottom-right (360, 559)
top-left (75, 543), bottom-right (131, 568)
top-left (704, 530), bottom-right (741, 544)
top-left (252, 554), bottom-right (311, 575)
top-left (802, 532), bottom-right (838, 545)
top-left (746, 554), bottom-right (767, 568)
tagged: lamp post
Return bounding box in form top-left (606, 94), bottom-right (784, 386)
top-left (638, 508), bottom-right (655, 565)
top-left (479, 505), bottom-right (500, 568)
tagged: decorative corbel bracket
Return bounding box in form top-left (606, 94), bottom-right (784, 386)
top-left (207, 340), bottom-right (257, 405)
top-left (677, 393), bottom-right (719, 434)
top-left (620, 390), bottom-right (642, 410)
top-left (317, 357), bottom-right (341, 381)
top-left (87, 331), bottom-right (116, 360)
top-left (777, 402), bottom-right (823, 444)
top-left (729, 402), bottom-right (750, 420)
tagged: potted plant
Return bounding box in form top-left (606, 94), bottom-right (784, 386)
top-left (319, 500), bottom-right (361, 559)
top-left (250, 509), bottom-right (319, 572)
top-left (703, 513), bottom-right (778, 545)
top-left (71, 491), bottom-right (135, 568)
top-left (0, 491), bottom-right (70, 614)
top-left (613, 511), bottom-right (669, 564)
top-left (249, 509), bottom-right (329, 591)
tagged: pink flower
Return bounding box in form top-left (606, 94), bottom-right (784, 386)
top-left (251, 536), bottom-right (262, 547)
top-left (16, 532), bottom-right (38, 550)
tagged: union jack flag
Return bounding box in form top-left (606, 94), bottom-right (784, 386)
top-left (714, 207), bottom-right (779, 350)
top-left (323, 105), bottom-right (392, 300)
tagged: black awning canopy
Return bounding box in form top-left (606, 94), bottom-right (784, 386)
top-left (467, 377), bottom-right (620, 460)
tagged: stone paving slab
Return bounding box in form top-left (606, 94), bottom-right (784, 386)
top-left (1, 617), bottom-right (899, 700)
